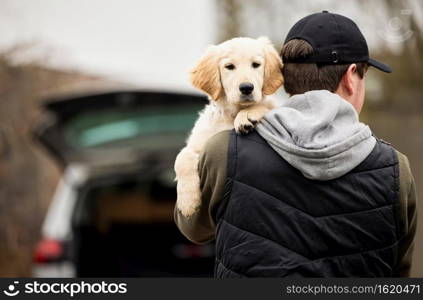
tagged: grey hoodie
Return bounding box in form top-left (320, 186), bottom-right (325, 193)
top-left (256, 90), bottom-right (376, 180)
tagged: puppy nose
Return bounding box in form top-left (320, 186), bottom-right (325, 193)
top-left (239, 82), bottom-right (254, 95)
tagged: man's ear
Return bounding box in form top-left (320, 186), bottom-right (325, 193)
top-left (258, 37), bottom-right (284, 95)
top-left (340, 64), bottom-right (356, 95)
top-left (190, 45), bottom-right (223, 101)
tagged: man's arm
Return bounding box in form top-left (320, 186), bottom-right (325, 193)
top-left (396, 151), bottom-right (418, 277)
top-left (173, 130), bottom-right (231, 244)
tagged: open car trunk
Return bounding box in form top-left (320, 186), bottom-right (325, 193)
top-left (34, 90), bottom-right (214, 277)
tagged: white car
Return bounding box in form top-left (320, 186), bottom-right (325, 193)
top-left (32, 91), bottom-right (214, 277)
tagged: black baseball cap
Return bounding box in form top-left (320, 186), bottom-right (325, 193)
top-left (284, 11), bottom-right (392, 73)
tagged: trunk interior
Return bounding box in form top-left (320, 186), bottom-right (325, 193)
top-left (72, 175), bottom-right (214, 277)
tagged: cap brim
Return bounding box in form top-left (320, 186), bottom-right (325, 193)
top-left (368, 58), bottom-right (392, 73)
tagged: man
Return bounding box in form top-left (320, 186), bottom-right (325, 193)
top-left (174, 11), bottom-right (417, 277)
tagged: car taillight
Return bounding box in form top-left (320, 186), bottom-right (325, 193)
top-left (34, 239), bottom-right (64, 263)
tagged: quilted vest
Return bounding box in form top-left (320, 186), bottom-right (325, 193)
top-left (213, 131), bottom-right (401, 277)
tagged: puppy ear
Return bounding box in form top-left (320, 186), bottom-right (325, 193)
top-left (190, 45), bottom-right (223, 101)
top-left (258, 37), bottom-right (284, 95)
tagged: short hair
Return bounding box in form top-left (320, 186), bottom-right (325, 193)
top-left (281, 39), bottom-right (367, 96)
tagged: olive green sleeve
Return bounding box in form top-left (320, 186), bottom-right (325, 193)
top-left (174, 130), bottom-right (231, 244)
top-left (396, 150), bottom-right (418, 277)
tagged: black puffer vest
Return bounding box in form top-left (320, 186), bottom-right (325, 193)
top-left (213, 131), bottom-right (401, 277)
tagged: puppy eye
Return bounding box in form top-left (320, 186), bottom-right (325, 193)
top-left (252, 62), bottom-right (261, 68)
top-left (225, 64), bottom-right (235, 70)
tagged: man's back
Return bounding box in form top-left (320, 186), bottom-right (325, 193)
top-left (214, 130), bottom-right (404, 277)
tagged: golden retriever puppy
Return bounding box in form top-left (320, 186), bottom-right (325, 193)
top-left (175, 37), bottom-right (283, 217)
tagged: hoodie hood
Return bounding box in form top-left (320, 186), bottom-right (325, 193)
top-left (256, 90), bottom-right (376, 180)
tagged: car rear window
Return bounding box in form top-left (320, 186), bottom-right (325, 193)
top-left (64, 105), bottom-right (201, 149)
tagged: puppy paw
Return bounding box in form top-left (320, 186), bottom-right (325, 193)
top-left (234, 105), bottom-right (270, 134)
top-left (246, 105), bottom-right (270, 124)
top-left (234, 110), bottom-right (254, 134)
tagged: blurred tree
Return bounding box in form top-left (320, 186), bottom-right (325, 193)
top-left (365, 0), bottom-right (423, 111)
top-left (216, 0), bottom-right (242, 42)
top-left (0, 46), bottom-right (112, 276)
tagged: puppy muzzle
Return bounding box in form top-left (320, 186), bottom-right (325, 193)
top-left (240, 94), bottom-right (255, 103)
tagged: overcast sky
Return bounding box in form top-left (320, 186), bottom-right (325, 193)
top-left (0, 0), bottom-right (216, 92)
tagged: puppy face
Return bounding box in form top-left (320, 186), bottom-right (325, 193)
top-left (219, 39), bottom-right (265, 106)
top-left (191, 37), bottom-right (283, 105)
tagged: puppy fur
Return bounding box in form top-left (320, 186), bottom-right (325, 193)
top-left (175, 37), bottom-right (283, 217)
